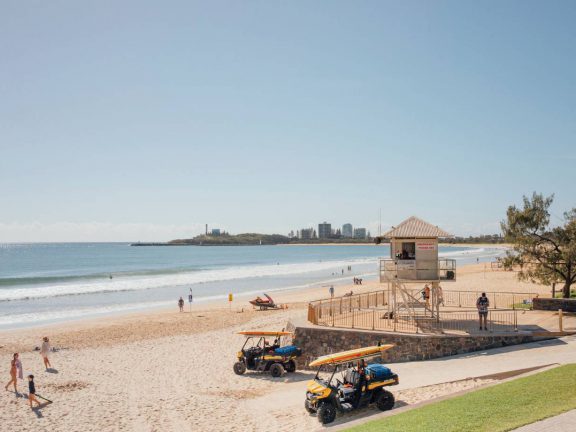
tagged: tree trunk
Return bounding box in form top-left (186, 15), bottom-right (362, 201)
top-left (562, 282), bottom-right (572, 299)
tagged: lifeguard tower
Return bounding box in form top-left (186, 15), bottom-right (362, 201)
top-left (375, 216), bottom-right (456, 324)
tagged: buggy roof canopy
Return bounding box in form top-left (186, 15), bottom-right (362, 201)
top-left (309, 344), bottom-right (395, 367)
top-left (237, 331), bottom-right (293, 337)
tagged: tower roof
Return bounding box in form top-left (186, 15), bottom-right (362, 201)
top-left (381, 216), bottom-right (452, 239)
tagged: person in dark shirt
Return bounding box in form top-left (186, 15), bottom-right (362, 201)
top-left (178, 297), bottom-right (184, 312)
top-left (28, 375), bottom-right (41, 409)
top-left (476, 293), bottom-right (490, 331)
top-left (353, 359), bottom-right (370, 408)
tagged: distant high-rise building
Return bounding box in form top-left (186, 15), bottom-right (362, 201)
top-left (318, 222), bottom-right (332, 239)
top-left (300, 228), bottom-right (314, 239)
top-left (353, 228), bottom-right (367, 239)
top-left (342, 223), bottom-right (353, 238)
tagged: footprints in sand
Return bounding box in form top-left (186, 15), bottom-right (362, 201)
top-left (44, 381), bottom-right (89, 393)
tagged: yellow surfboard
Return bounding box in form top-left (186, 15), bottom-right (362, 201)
top-left (237, 331), bottom-right (293, 337)
top-left (309, 345), bottom-right (394, 367)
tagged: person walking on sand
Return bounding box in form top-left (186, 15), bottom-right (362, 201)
top-left (476, 292), bottom-right (490, 331)
top-left (178, 297), bottom-right (184, 312)
top-left (27, 375), bottom-right (41, 409)
top-left (40, 337), bottom-right (52, 370)
top-left (5, 353), bottom-right (22, 393)
top-left (329, 285), bottom-right (334, 298)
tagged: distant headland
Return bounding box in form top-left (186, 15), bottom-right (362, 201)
top-left (131, 233), bottom-right (374, 246)
top-left (130, 233), bottom-right (506, 247)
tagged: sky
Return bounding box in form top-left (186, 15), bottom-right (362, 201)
top-left (1, 0), bottom-right (575, 242)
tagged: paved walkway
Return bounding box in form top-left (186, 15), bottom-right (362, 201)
top-left (512, 409), bottom-right (576, 431)
top-left (390, 334), bottom-right (576, 391)
top-left (321, 334), bottom-right (576, 430)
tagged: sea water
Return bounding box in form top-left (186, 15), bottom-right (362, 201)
top-left (0, 243), bottom-right (504, 329)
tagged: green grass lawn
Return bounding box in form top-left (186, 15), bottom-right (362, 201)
top-left (345, 364), bottom-right (576, 432)
top-left (554, 290), bottom-right (576, 298)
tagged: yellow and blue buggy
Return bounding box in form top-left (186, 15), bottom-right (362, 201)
top-left (305, 345), bottom-right (398, 424)
top-left (233, 331), bottom-right (302, 378)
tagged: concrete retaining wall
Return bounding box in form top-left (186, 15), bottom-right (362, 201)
top-left (533, 298), bottom-right (576, 312)
top-left (288, 322), bottom-right (546, 369)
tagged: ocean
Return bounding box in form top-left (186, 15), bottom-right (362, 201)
top-left (0, 243), bottom-right (505, 329)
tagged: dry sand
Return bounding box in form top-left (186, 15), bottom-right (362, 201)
top-left (0, 263), bottom-right (556, 432)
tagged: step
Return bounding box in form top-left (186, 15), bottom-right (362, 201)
top-left (340, 403), bottom-right (353, 411)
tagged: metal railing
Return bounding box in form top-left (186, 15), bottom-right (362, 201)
top-left (441, 290), bottom-right (538, 310)
top-left (379, 258), bottom-right (457, 282)
top-left (310, 304), bottom-right (518, 334)
top-left (310, 290), bottom-right (390, 322)
top-left (438, 310), bottom-right (518, 334)
top-left (308, 289), bottom-right (531, 335)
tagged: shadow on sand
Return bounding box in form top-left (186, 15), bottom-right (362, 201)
top-left (238, 370), bottom-right (316, 383)
top-left (309, 400), bottom-right (409, 428)
top-left (426, 336), bottom-right (568, 362)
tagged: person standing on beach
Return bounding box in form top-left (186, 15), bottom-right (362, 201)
top-left (178, 297), bottom-right (184, 312)
top-left (476, 292), bottom-right (490, 331)
top-left (27, 375), bottom-right (41, 409)
top-left (329, 285), bottom-right (334, 298)
top-left (4, 353), bottom-right (22, 394)
top-left (40, 337), bottom-right (52, 370)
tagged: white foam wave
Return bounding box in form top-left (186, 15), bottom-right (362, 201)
top-left (0, 280), bottom-right (327, 326)
top-left (439, 247), bottom-right (505, 258)
top-left (0, 301), bottom-right (173, 327)
top-left (0, 258), bottom-right (376, 302)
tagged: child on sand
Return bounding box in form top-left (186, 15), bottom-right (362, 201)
top-left (40, 337), bottom-right (52, 370)
top-left (27, 375), bottom-right (41, 409)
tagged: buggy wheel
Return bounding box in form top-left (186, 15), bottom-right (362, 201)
top-left (304, 399), bottom-right (316, 414)
top-left (233, 361), bottom-right (246, 375)
top-left (285, 360), bottom-right (296, 373)
top-left (270, 363), bottom-right (285, 378)
top-left (376, 389), bottom-right (395, 411)
top-left (317, 402), bottom-right (337, 424)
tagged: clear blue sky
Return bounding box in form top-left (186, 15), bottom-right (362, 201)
top-left (1, 0), bottom-right (575, 241)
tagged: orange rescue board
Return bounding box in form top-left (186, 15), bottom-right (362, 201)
top-left (309, 345), bottom-right (395, 367)
top-left (237, 331), bottom-right (293, 337)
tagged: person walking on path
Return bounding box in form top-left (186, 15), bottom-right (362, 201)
top-left (476, 292), bottom-right (490, 331)
top-left (40, 337), bottom-right (52, 370)
top-left (329, 286), bottom-right (335, 298)
top-left (5, 353), bottom-right (23, 394)
top-left (27, 375), bottom-right (41, 409)
top-left (178, 297), bottom-right (184, 312)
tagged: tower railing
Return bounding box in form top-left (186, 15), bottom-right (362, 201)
top-left (379, 258), bottom-right (456, 282)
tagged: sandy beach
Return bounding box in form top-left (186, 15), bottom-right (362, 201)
top-left (0, 263), bottom-right (556, 432)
